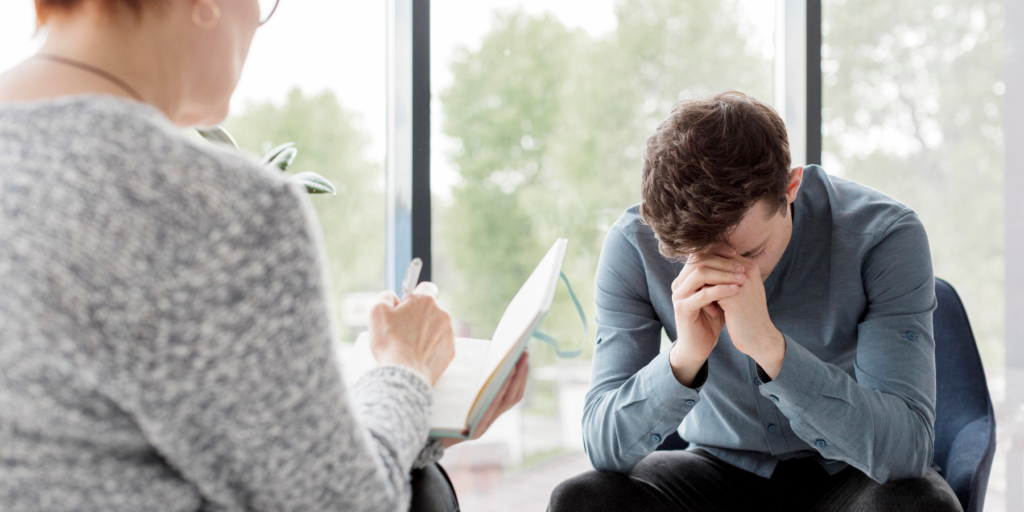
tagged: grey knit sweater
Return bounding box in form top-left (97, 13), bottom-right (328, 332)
top-left (0, 96), bottom-right (442, 511)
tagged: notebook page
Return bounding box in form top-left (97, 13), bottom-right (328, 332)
top-left (476, 239), bottom-right (567, 390)
top-left (345, 334), bottom-right (490, 432)
top-left (430, 337), bottom-right (491, 431)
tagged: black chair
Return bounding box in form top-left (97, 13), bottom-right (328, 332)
top-left (656, 278), bottom-right (996, 511)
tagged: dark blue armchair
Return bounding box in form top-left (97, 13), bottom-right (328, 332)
top-left (656, 278), bottom-right (996, 511)
top-left (932, 278), bottom-right (996, 512)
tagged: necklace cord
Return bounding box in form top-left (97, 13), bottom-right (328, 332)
top-left (34, 54), bottom-right (144, 102)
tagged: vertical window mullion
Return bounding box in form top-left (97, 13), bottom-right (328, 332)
top-left (386, 0), bottom-right (431, 293)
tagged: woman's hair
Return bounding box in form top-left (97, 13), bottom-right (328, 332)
top-left (35, 0), bottom-right (147, 24)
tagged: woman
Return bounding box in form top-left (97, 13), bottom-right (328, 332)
top-left (0, 0), bottom-right (528, 510)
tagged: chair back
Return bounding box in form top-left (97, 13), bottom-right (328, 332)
top-left (932, 278), bottom-right (996, 512)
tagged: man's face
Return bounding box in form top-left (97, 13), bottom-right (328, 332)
top-left (720, 199), bottom-right (794, 281)
top-left (696, 166), bottom-right (804, 281)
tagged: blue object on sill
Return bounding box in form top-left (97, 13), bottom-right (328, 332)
top-left (531, 271), bottom-right (587, 358)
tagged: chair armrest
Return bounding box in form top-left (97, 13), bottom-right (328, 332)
top-left (943, 416), bottom-right (995, 511)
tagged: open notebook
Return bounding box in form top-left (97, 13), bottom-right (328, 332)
top-left (347, 238), bottom-right (568, 438)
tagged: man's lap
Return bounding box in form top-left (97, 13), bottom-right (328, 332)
top-left (548, 450), bottom-right (962, 512)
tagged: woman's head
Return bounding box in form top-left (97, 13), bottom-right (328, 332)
top-left (34, 0), bottom-right (270, 126)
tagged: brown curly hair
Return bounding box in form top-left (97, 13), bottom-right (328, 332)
top-left (640, 90), bottom-right (791, 260)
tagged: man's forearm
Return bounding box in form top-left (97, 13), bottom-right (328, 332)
top-left (747, 326), bottom-right (787, 380)
top-left (583, 350), bottom-right (704, 473)
top-left (757, 334), bottom-right (935, 482)
top-left (669, 342), bottom-right (712, 387)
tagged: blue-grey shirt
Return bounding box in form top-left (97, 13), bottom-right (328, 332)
top-left (583, 165), bottom-right (936, 483)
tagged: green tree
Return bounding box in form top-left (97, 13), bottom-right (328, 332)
top-left (822, 0), bottom-right (1005, 369)
top-left (225, 89), bottom-right (386, 341)
top-left (436, 0), bottom-right (771, 362)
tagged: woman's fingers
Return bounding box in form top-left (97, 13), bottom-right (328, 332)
top-left (471, 351), bottom-right (530, 440)
top-left (374, 289), bottom-right (400, 308)
top-left (508, 352), bottom-right (529, 405)
top-left (412, 281), bottom-right (440, 299)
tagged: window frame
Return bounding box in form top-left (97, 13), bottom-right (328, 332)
top-left (386, 0), bottom-right (1024, 501)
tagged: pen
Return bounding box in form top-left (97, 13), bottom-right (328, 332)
top-left (401, 257), bottom-right (423, 300)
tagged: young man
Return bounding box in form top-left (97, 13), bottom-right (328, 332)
top-left (549, 91), bottom-right (963, 511)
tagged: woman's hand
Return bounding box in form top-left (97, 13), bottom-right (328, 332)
top-left (368, 282), bottom-right (456, 386)
top-left (440, 350), bottom-right (530, 449)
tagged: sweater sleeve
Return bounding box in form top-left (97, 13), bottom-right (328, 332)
top-left (127, 178), bottom-right (434, 511)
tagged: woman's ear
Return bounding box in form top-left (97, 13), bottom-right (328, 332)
top-left (786, 166), bottom-right (804, 204)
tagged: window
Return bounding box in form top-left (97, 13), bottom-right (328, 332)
top-left (0, 3), bottom-right (42, 70)
top-left (223, 2), bottom-right (388, 344)
top-left (430, 1), bottom-right (774, 507)
top-left (822, 0), bottom-right (1005, 507)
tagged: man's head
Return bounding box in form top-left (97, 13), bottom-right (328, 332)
top-left (640, 91), bottom-right (803, 279)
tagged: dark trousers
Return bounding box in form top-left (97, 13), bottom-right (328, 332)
top-left (548, 449), bottom-right (963, 512)
top-left (410, 463), bottom-right (460, 512)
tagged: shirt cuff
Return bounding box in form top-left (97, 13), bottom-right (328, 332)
top-left (756, 334), bottom-right (825, 413)
top-left (645, 348), bottom-right (706, 410)
top-left (622, 349), bottom-right (705, 453)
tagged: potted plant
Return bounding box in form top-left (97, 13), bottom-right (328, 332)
top-left (196, 126), bottom-right (336, 195)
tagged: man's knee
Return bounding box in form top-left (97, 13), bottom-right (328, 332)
top-left (863, 470), bottom-right (963, 512)
top-left (548, 470), bottom-right (646, 512)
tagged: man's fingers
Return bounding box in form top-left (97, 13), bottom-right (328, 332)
top-left (684, 254), bottom-right (746, 273)
top-left (681, 284), bottom-right (739, 314)
top-left (715, 245), bottom-right (737, 258)
top-left (702, 303), bottom-right (720, 318)
top-left (674, 267), bottom-right (746, 299)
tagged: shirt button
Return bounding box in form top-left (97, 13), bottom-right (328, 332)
top-left (651, 434), bottom-right (661, 443)
top-left (769, 394), bottom-right (780, 403)
top-left (685, 399), bottom-right (696, 406)
top-left (906, 331), bottom-right (918, 340)
top-left (815, 439), bottom-right (827, 448)
top-left (767, 424), bottom-right (778, 432)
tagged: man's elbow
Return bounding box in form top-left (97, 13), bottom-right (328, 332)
top-left (584, 445), bottom-right (636, 474)
top-left (871, 413), bottom-right (935, 483)
top-left (581, 419), bottom-right (637, 474)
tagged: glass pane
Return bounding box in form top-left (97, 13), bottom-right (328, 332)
top-left (822, 1), bottom-right (1005, 508)
top-left (0, 3), bottom-right (43, 70)
top-left (224, 1), bottom-right (387, 344)
top-left (431, 0), bottom-right (774, 506)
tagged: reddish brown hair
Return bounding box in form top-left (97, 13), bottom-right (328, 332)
top-left (640, 90), bottom-right (791, 259)
top-left (35, 0), bottom-right (147, 24)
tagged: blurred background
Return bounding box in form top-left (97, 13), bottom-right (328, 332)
top-left (0, 0), bottom-right (1012, 510)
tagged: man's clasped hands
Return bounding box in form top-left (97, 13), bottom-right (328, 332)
top-left (668, 246), bottom-right (787, 387)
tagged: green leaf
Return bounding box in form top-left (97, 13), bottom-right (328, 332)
top-left (195, 126), bottom-right (240, 150)
top-left (260, 142), bottom-right (296, 165)
top-left (290, 172), bottom-right (337, 195)
top-left (266, 147), bottom-right (298, 172)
